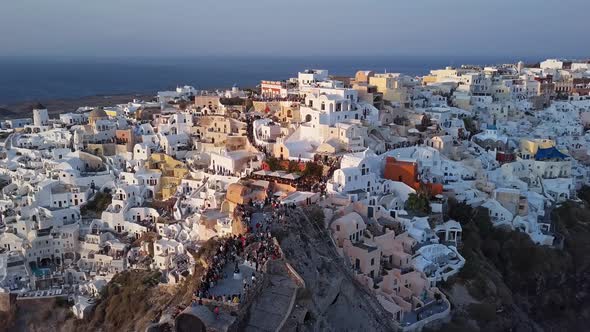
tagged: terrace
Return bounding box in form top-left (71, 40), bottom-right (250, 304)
top-left (400, 298), bottom-right (450, 327)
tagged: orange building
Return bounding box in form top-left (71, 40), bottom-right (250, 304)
top-left (384, 157), bottom-right (443, 197)
top-left (115, 129), bottom-right (135, 152)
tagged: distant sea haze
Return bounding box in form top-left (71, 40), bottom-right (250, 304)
top-left (0, 55), bottom-right (547, 104)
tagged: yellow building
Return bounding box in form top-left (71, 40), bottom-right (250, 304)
top-left (422, 76), bottom-right (438, 84)
top-left (520, 138), bottom-right (556, 157)
top-left (276, 104), bottom-right (301, 123)
top-left (369, 74), bottom-right (396, 97)
top-left (104, 109), bottom-right (121, 117)
top-left (369, 74), bottom-right (410, 104)
top-left (193, 115), bottom-right (248, 147)
top-left (146, 153), bottom-right (188, 201)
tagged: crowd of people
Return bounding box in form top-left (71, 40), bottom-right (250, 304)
top-left (168, 190), bottom-right (298, 323)
top-left (191, 201), bottom-right (284, 310)
top-left (195, 235), bottom-right (246, 305)
top-left (244, 231), bottom-right (280, 273)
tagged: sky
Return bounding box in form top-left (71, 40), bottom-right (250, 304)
top-left (1, 0), bottom-right (589, 58)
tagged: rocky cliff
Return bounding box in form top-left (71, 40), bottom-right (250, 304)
top-left (275, 206), bottom-right (395, 332)
top-left (436, 195), bottom-right (590, 331)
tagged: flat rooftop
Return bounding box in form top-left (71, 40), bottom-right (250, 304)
top-left (353, 242), bottom-right (379, 253)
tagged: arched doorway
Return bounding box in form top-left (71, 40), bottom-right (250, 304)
top-left (175, 313), bottom-right (206, 332)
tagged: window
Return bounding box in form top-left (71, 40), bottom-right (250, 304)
top-left (371, 258), bottom-right (375, 266)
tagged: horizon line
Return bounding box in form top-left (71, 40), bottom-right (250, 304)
top-left (0, 53), bottom-right (586, 60)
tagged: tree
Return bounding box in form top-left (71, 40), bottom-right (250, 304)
top-left (287, 160), bottom-right (300, 173)
top-left (302, 162), bottom-right (323, 178)
top-left (578, 185), bottom-right (590, 205)
top-left (265, 157), bottom-right (281, 171)
top-left (406, 193), bottom-right (431, 215)
top-left (446, 197), bottom-right (474, 225)
top-left (463, 117), bottom-right (479, 137)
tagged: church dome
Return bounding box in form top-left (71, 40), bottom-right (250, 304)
top-left (88, 108), bottom-right (108, 121)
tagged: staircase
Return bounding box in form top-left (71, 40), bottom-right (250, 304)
top-left (242, 261), bottom-right (299, 332)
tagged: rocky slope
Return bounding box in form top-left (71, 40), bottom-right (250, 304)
top-left (436, 195), bottom-right (590, 331)
top-left (275, 206), bottom-right (394, 332)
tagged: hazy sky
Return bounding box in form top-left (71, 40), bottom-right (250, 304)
top-left (1, 0), bottom-right (589, 57)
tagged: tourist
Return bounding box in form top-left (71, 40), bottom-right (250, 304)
top-left (214, 306), bottom-right (220, 318)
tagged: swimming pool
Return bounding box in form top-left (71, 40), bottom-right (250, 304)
top-left (31, 267), bottom-right (51, 277)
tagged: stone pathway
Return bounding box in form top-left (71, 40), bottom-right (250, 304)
top-left (208, 261), bottom-right (256, 298)
top-left (250, 211), bottom-right (271, 231)
top-left (243, 268), bottom-right (298, 332)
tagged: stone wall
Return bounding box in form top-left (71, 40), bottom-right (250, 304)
top-left (0, 292), bottom-right (17, 312)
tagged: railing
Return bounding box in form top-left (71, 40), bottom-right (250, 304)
top-left (400, 299), bottom-right (451, 332)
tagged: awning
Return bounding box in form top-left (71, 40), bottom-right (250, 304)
top-left (269, 171), bottom-right (287, 178)
top-left (281, 173), bottom-right (301, 180)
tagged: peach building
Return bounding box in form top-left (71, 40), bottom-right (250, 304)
top-left (343, 240), bottom-right (382, 279)
top-left (377, 268), bottom-right (433, 321)
top-left (373, 231), bottom-right (413, 270)
top-left (222, 182), bottom-right (267, 213)
top-left (328, 201), bottom-right (451, 328)
top-left (330, 212), bottom-right (367, 247)
top-left (115, 129), bottom-right (135, 152)
top-left (355, 70), bottom-right (375, 83)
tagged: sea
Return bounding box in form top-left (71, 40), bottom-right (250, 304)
top-left (0, 55), bottom-right (547, 104)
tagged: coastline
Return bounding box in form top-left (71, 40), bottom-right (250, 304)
top-left (0, 93), bottom-right (155, 119)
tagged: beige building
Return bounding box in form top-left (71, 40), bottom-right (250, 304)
top-left (193, 116), bottom-right (247, 147)
top-left (494, 188), bottom-right (528, 216)
top-left (195, 95), bottom-right (222, 114)
top-left (369, 73), bottom-right (412, 106)
top-left (353, 83), bottom-right (384, 110)
top-left (354, 70), bottom-right (375, 83)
